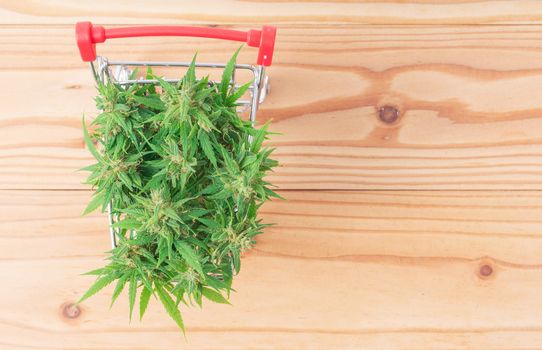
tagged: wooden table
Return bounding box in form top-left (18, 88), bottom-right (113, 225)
top-left (3, 1), bottom-right (542, 349)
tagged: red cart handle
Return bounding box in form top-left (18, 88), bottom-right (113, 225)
top-left (75, 21), bottom-right (276, 66)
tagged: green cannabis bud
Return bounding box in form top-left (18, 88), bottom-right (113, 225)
top-left (79, 51), bottom-right (280, 333)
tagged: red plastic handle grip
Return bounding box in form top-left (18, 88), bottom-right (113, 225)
top-left (75, 21), bottom-right (276, 66)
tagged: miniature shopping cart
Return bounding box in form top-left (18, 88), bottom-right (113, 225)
top-left (75, 21), bottom-right (276, 248)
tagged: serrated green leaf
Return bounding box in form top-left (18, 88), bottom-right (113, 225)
top-left (220, 47), bottom-right (241, 99)
top-left (155, 281), bottom-right (185, 334)
top-left (82, 116), bottom-right (102, 161)
top-left (175, 241), bottom-right (203, 275)
top-left (250, 121), bottom-right (270, 152)
top-left (226, 80), bottom-right (252, 105)
top-left (82, 191), bottom-right (105, 216)
top-left (110, 273), bottom-right (129, 308)
top-left (139, 283), bottom-right (152, 320)
top-left (184, 54), bottom-right (197, 86)
top-left (78, 273), bottom-right (117, 304)
top-left (153, 74), bottom-right (177, 96)
top-left (133, 95), bottom-right (165, 111)
top-left (198, 131), bottom-right (217, 167)
top-left (81, 267), bottom-right (107, 276)
top-left (201, 287), bottom-right (230, 305)
top-left (111, 218), bottom-right (141, 230)
top-left (79, 163), bottom-right (99, 172)
top-left (128, 273), bottom-right (137, 321)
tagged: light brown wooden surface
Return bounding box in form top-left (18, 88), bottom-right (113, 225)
top-left (3, 190), bottom-right (542, 350)
top-left (4, 25), bottom-right (542, 189)
top-left (2, 1), bottom-right (542, 349)
top-left (3, 0), bottom-right (542, 25)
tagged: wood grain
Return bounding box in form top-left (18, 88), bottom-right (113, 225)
top-left (3, 25), bottom-right (542, 189)
top-left (3, 0), bottom-right (542, 25)
top-left (2, 190), bottom-right (542, 349)
top-left (3, 2), bottom-right (542, 348)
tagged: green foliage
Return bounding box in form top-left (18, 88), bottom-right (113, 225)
top-left (202, 287), bottom-right (231, 305)
top-left (139, 284), bottom-right (152, 320)
top-left (78, 273), bottom-right (117, 304)
top-left (80, 52), bottom-right (279, 333)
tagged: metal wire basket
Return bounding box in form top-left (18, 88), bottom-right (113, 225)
top-left (75, 22), bottom-right (277, 248)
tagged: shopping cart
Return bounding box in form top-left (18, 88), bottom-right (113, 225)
top-left (75, 21), bottom-right (277, 248)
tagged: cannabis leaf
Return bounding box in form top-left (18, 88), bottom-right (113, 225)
top-left (156, 281), bottom-right (185, 334)
top-left (110, 272), bottom-right (129, 308)
top-left (220, 47), bottom-right (241, 99)
top-left (139, 284), bottom-right (152, 320)
top-left (128, 274), bottom-right (138, 321)
top-left (78, 273), bottom-right (117, 304)
top-left (202, 287), bottom-right (231, 305)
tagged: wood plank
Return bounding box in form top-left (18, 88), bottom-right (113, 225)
top-left (3, 25), bottom-right (542, 189)
top-left (4, 190), bottom-right (542, 264)
top-left (3, 0), bottom-right (542, 25)
top-left (1, 190), bottom-right (542, 349)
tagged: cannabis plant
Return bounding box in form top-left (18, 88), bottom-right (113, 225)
top-left (79, 51), bottom-right (279, 333)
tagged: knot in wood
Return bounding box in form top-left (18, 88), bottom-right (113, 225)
top-left (62, 303), bottom-right (81, 319)
top-left (478, 264), bottom-right (494, 279)
top-left (378, 105), bottom-right (400, 124)
top-left (479, 264), bottom-right (493, 277)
